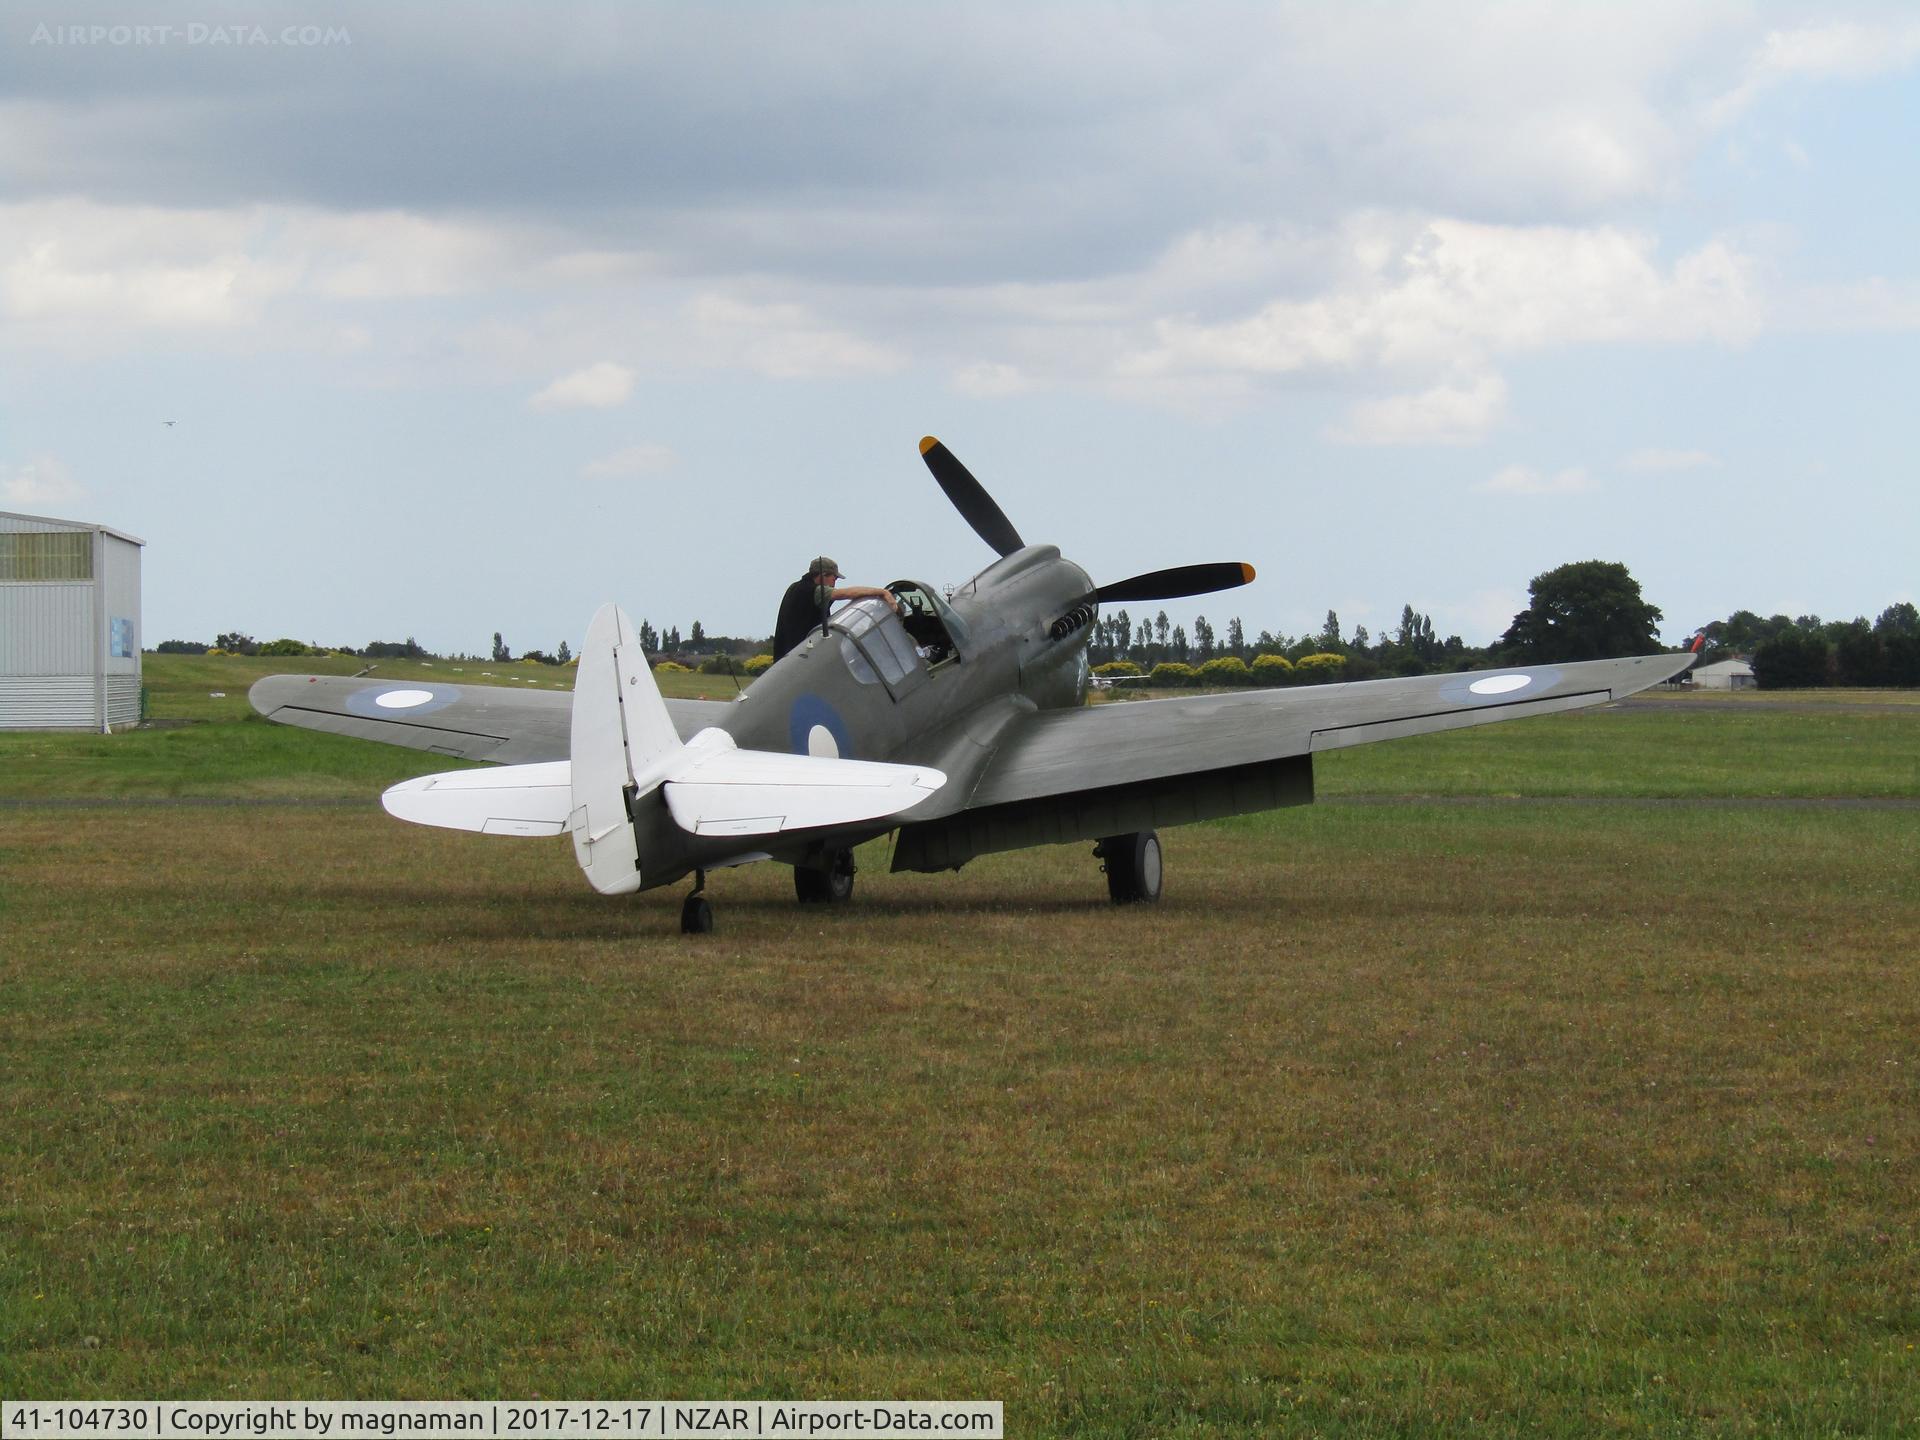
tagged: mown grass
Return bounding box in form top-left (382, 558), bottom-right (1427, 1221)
top-left (0, 656), bottom-right (735, 799)
top-left (2, 681), bottom-right (1917, 1434)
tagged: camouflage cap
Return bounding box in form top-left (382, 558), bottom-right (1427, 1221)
top-left (809, 555), bottom-right (840, 577)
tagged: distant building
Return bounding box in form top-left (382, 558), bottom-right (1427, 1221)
top-left (1693, 658), bottom-right (1756, 691)
top-left (0, 510), bottom-right (145, 731)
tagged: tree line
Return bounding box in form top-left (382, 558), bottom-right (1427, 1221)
top-left (150, 561), bottom-right (1918, 690)
top-left (1712, 605), bottom-right (1920, 689)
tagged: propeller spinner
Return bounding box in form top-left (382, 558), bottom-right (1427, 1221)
top-left (918, 436), bottom-right (1254, 605)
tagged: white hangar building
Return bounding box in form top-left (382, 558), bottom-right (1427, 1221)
top-left (1692, 659), bottom-right (1757, 691)
top-left (1, 510), bottom-right (145, 731)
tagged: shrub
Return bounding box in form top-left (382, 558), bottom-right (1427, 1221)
top-left (1093, 660), bottom-right (1143, 677)
top-left (257, 638), bottom-right (316, 656)
top-left (155, 639), bottom-right (210, 655)
top-left (1196, 655), bottom-right (1252, 686)
top-left (699, 654), bottom-right (745, 675)
top-left (744, 654), bottom-right (774, 676)
top-left (1250, 653), bottom-right (1293, 686)
top-left (1148, 662), bottom-right (1196, 687)
top-left (1294, 652), bottom-right (1347, 683)
top-left (653, 660), bottom-right (691, 673)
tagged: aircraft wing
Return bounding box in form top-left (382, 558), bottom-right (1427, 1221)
top-left (893, 652), bottom-right (1691, 870)
top-left (246, 673), bottom-right (734, 765)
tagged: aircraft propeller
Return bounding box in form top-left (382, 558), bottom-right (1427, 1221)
top-left (918, 437), bottom-right (1025, 558)
top-left (918, 436), bottom-right (1255, 605)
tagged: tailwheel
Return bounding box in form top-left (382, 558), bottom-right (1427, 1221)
top-left (1095, 830), bottom-right (1162, 904)
top-left (794, 849), bottom-right (856, 904)
top-left (680, 870), bottom-right (714, 934)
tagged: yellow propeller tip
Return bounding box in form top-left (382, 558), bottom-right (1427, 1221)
top-left (919, 436), bottom-right (940, 455)
top-left (1241, 563), bottom-right (1256, 583)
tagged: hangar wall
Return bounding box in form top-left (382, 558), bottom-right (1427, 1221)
top-left (0, 510), bottom-right (145, 731)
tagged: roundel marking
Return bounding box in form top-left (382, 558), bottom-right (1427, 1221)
top-left (345, 683), bottom-right (463, 720)
top-left (1468, 674), bottom-right (1532, 697)
top-left (1437, 666), bottom-right (1563, 709)
top-left (373, 688), bottom-right (438, 710)
top-left (788, 693), bottom-right (853, 758)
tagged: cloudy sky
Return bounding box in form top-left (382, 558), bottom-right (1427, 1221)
top-left (3, 2), bottom-right (1915, 654)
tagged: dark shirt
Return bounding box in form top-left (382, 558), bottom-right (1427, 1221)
top-left (773, 575), bottom-right (830, 661)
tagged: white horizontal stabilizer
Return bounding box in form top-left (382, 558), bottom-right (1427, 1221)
top-left (661, 728), bottom-right (944, 837)
top-left (384, 740), bottom-right (944, 841)
top-left (382, 760), bottom-right (572, 837)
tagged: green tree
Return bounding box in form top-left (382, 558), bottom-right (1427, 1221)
top-left (1876, 602), bottom-right (1920, 685)
top-left (491, 632), bottom-right (510, 662)
top-left (1752, 628), bottom-right (1830, 689)
top-left (1500, 560), bottom-right (1662, 662)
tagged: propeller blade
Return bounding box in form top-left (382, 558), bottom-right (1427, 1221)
top-left (919, 436), bottom-right (1025, 558)
top-left (1093, 562), bottom-right (1256, 605)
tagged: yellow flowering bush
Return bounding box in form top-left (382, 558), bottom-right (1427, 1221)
top-left (1250, 654), bottom-right (1294, 685)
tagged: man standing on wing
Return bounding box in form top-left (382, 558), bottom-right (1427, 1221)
top-left (772, 555), bottom-right (900, 662)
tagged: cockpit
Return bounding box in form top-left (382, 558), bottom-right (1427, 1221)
top-left (887, 580), bottom-right (967, 667)
top-left (828, 581), bottom-right (965, 699)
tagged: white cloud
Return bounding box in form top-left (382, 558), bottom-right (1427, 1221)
top-left (1337, 373), bottom-right (1509, 447)
top-left (1475, 464), bottom-right (1595, 497)
top-left (0, 455), bottom-right (86, 510)
top-left (581, 444), bottom-right (675, 479)
top-left (0, 199), bottom-right (563, 352)
top-left (1135, 218), bottom-right (1766, 383)
top-left (683, 294), bottom-right (902, 380)
top-left (951, 362), bottom-right (1032, 398)
top-left (530, 361), bottom-right (635, 410)
top-left (1625, 448), bottom-right (1720, 472)
top-left (1709, 21), bottom-right (1920, 124)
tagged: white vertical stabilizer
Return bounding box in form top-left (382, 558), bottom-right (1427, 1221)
top-left (569, 602), bottom-right (676, 895)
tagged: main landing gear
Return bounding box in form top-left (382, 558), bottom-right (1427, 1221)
top-left (1095, 830), bottom-right (1162, 904)
top-left (680, 869), bottom-right (714, 934)
top-left (794, 849), bottom-right (856, 905)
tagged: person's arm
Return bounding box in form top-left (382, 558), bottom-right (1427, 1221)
top-left (829, 584), bottom-right (901, 611)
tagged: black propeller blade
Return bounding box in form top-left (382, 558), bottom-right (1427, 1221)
top-left (1093, 562), bottom-right (1256, 604)
top-left (917, 435), bottom-right (1254, 609)
top-left (919, 436), bottom-right (1025, 558)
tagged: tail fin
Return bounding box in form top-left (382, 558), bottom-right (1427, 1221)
top-left (568, 602), bottom-right (675, 894)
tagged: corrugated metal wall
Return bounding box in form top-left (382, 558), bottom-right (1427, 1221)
top-left (108, 674), bottom-right (141, 726)
top-left (0, 676), bottom-right (96, 726)
top-left (0, 580), bottom-right (95, 675)
top-left (0, 513), bottom-right (143, 730)
top-left (103, 533), bottom-right (141, 674)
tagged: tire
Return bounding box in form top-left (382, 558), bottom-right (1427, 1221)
top-left (680, 894), bottom-right (714, 934)
top-left (1099, 831), bottom-right (1163, 904)
top-left (794, 850), bottom-right (856, 904)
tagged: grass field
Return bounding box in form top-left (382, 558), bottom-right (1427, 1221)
top-left (2, 660), bottom-right (1917, 1434)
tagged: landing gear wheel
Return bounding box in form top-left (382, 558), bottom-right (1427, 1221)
top-left (680, 893), bottom-right (714, 934)
top-left (1096, 830), bottom-right (1162, 904)
top-left (794, 850), bottom-right (856, 904)
top-left (680, 869), bottom-right (714, 934)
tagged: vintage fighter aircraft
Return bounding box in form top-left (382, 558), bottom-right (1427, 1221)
top-left (250, 437), bottom-right (1692, 932)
